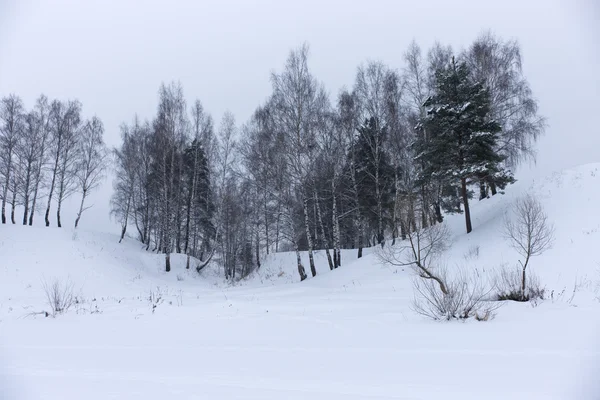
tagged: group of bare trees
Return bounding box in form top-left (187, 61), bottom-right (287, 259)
top-left (111, 84), bottom-right (217, 274)
top-left (111, 32), bottom-right (545, 282)
top-left (0, 95), bottom-right (108, 229)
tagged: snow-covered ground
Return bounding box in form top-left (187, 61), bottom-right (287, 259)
top-left (1, 164), bottom-right (600, 399)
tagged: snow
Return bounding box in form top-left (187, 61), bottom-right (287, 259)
top-left (2, 164), bottom-right (600, 399)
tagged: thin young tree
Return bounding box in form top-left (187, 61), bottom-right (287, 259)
top-left (503, 193), bottom-right (554, 301)
top-left (74, 117), bottom-right (108, 228)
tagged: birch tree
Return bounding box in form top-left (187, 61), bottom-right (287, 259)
top-left (271, 43), bottom-right (328, 279)
top-left (74, 116), bottom-right (108, 228)
top-left (0, 94), bottom-right (24, 224)
top-left (28, 95), bottom-right (52, 226)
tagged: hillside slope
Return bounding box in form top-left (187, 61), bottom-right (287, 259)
top-left (1, 164), bottom-right (600, 400)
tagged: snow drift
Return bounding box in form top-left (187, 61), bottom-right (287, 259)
top-left (1, 164), bottom-right (600, 399)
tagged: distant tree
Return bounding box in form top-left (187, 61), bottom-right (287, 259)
top-left (74, 117), bottom-right (108, 228)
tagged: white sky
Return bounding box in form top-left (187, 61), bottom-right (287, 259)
top-left (0, 0), bottom-right (598, 234)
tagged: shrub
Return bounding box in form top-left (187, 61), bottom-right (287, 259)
top-left (42, 278), bottom-right (75, 317)
top-left (494, 266), bottom-right (545, 302)
top-left (412, 266), bottom-right (499, 321)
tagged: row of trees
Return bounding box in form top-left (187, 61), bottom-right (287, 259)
top-left (0, 95), bottom-right (108, 228)
top-left (111, 32), bottom-right (545, 281)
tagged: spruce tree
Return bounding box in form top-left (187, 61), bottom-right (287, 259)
top-left (416, 57), bottom-right (513, 233)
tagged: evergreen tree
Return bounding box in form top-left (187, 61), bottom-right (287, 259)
top-left (354, 117), bottom-right (394, 244)
top-left (416, 57), bottom-right (513, 233)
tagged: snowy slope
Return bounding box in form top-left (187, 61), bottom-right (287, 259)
top-left (1, 164), bottom-right (600, 400)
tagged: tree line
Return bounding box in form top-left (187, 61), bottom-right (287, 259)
top-left (0, 95), bottom-right (108, 229)
top-left (109, 32), bottom-right (545, 281)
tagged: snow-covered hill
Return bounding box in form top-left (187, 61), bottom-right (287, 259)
top-left (1, 164), bottom-right (600, 399)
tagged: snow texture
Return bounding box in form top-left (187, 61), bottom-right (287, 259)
top-left (1, 164), bottom-right (600, 399)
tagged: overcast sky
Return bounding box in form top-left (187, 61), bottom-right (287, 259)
top-left (0, 0), bottom-right (598, 234)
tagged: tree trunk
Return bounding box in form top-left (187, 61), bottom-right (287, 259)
top-left (479, 179), bottom-right (487, 200)
top-left (56, 198), bottom-right (63, 228)
top-left (375, 164), bottom-right (383, 246)
top-left (331, 179), bottom-right (341, 268)
top-left (165, 252), bottom-right (171, 272)
top-left (296, 248), bottom-right (307, 281)
top-left (1, 151), bottom-right (13, 224)
top-left (255, 222), bottom-right (261, 269)
top-left (29, 187), bottom-right (38, 225)
top-left (10, 181), bottom-right (17, 224)
top-left (119, 195), bottom-right (131, 243)
top-left (434, 203), bottom-right (443, 224)
top-left (74, 189), bottom-right (87, 228)
top-left (314, 189), bottom-right (334, 271)
top-left (45, 142), bottom-right (61, 227)
top-left (22, 167), bottom-right (32, 225)
top-left (302, 194), bottom-right (316, 277)
top-left (489, 180), bottom-right (497, 196)
top-left (460, 177), bottom-right (472, 233)
top-left (263, 189), bottom-right (269, 255)
top-left (275, 199), bottom-right (281, 253)
top-left (521, 267), bottom-right (526, 301)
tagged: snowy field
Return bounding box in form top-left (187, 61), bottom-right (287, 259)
top-left (1, 164), bottom-right (600, 399)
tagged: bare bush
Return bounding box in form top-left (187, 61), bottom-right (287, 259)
top-left (378, 223), bottom-right (451, 294)
top-left (494, 265), bottom-right (545, 302)
top-left (148, 286), bottom-right (164, 313)
top-left (412, 266), bottom-right (500, 321)
top-left (463, 245), bottom-right (480, 261)
top-left (42, 278), bottom-right (75, 317)
top-left (503, 194), bottom-right (554, 301)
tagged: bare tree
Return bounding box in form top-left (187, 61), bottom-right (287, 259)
top-left (16, 112), bottom-right (40, 225)
top-left (55, 102), bottom-right (82, 228)
top-left (29, 95), bottom-right (52, 226)
top-left (45, 100), bottom-right (81, 227)
top-left (0, 94), bottom-right (24, 224)
top-left (153, 82), bottom-right (189, 272)
top-left (271, 43), bottom-right (328, 279)
top-left (503, 193), bottom-right (554, 301)
top-left (378, 219), bottom-right (450, 294)
top-left (74, 117), bottom-right (108, 228)
top-left (464, 32), bottom-right (546, 172)
top-left (354, 62), bottom-right (394, 245)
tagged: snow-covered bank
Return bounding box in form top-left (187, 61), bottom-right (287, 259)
top-left (1, 164), bottom-right (600, 399)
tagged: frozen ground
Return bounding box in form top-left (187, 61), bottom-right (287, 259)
top-left (1, 164), bottom-right (600, 399)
